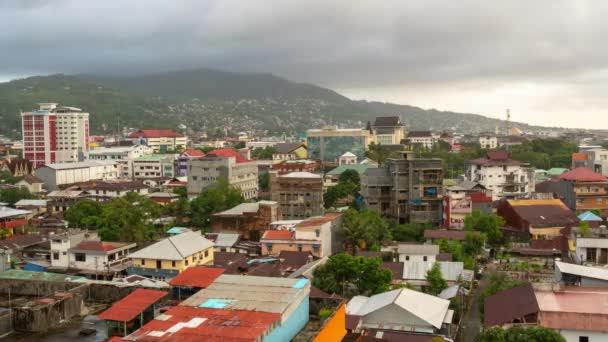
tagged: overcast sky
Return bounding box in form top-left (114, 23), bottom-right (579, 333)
top-left (1, 0), bottom-right (607, 129)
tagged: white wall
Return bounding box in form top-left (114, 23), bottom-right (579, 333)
top-left (398, 254), bottom-right (437, 263)
top-left (559, 329), bottom-right (608, 342)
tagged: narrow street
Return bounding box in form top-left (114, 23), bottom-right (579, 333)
top-left (458, 264), bottom-right (493, 342)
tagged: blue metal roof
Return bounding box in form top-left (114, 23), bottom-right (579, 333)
top-left (578, 211), bottom-right (603, 222)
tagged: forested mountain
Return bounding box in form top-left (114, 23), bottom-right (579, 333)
top-left (0, 69), bottom-right (553, 138)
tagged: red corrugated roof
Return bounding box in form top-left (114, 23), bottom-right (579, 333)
top-left (70, 240), bottom-right (128, 252)
top-left (206, 149), bottom-right (250, 163)
top-left (169, 267), bottom-right (225, 288)
top-left (97, 289), bottom-right (168, 322)
top-left (183, 149), bottom-right (205, 157)
top-left (120, 306), bottom-right (280, 341)
top-left (559, 167), bottom-right (607, 182)
top-left (261, 230), bottom-right (295, 240)
top-left (128, 129), bottom-right (184, 138)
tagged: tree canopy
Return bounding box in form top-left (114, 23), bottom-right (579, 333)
top-left (190, 178), bottom-right (245, 229)
top-left (365, 142), bottom-right (392, 167)
top-left (251, 146), bottom-right (276, 160)
top-left (0, 187), bottom-right (36, 205)
top-left (312, 253), bottom-right (392, 297)
top-left (425, 263), bottom-right (448, 295)
top-left (476, 326), bottom-right (565, 342)
top-left (343, 209), bottom-right (391, 251)
top-left (464, 210), bottom-right (505, 247)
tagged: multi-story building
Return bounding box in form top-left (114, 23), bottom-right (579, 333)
top-left (49, 230), bottom-right (99, 268)
top-left (466, 150), bottom-right (535, 200)
top-left (67, 180), bottom-right (150, 201)
top-left (21, 103), bottom-right (90, 168)
top-left (406, 131), bottom-right (435, 149)
top-left (211, 201), bottom-right (281, 240)
top-left (307, 126), bottom-right (372, 162)
top-left (371, 116), bottom-right (406, 145)
top-left (270, 171), bottom-right (324, 219)
top-left (35, 160), bottom-right (119, 190)
top-left (132, 155), bottom-right (175, 180)
top-left (361, 151), bottom-right (443, 224)
top-left (187, 149), bottom-right (258, 200)
top-left (442, 184), bottom-right (493, 229)
top-left (88, 145), bottom-right (153, 161)
top-left (557, 167), bottom-right (608, 218)
top-left (127, 231), bottom-right (214, 281)
top-left (580, 148), bottom-right (608, 177)
top-left (478, 132), bottom-right (498, 149)
top-left (270, 159), bottom-right (320, 175)
top-left (128, 129), bottom-right (187, 153)
top-left (260, 212), bottom-right (343, 257)
top-left (175, 149), bottom-right (205, 177)
top-left (67, 240), bottom-right (136, 277)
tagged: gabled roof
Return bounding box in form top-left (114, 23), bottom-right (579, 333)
top-left (14, 199), bottom-right (47, 207)
top-left (181, 149), bottom-right (205, 157)
top-left (97, 289), bottom-right (168, 322)
top-left (373, 116), bottom-right (402, 127)
top-left (397, 244), bottom-right (439, 255)
top-left (278, 250), bottom-right (311, 269)
top-left (282, 171), bottom-right (322, 179)
top-left (326, 164), bottom-right (373, 176)
top-left (274, 142), bottom-right (305, 154)
top-left (347, 288), bottom-right (450, 329)
top-left (169, 267), bottom-right (225, 288)
top-left (555, 261), bottom-right (608, 281)
top-left (261, 230), bottom-right (295, 240)
top-left (20, 174), bottom-right (42, 184)
top-left (559, 167), bottom-right (607, 182)
top-left (484, 283), bottom-right (539, 327)
top-left (69, 241), bottom-right (132, 253)
top-left (0, 206), bottom-right (31, 219)
top-left (469, 151), bottom-right (524, 166)
top-left (504, 199), bottom-right (579, 228)
top-left (128, 129), bottom-right (184, 138)
top-left (206, 148), bottom-right (251, 163)
top-left (129, 231), bottom-right (214, 261)
top-left (578, 211), bottom-right (603, 222)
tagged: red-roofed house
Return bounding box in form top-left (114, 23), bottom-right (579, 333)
top-left (176, 149), bottom-right (205, 177)
top-left (129, 129), bottom-right (187, 153)
top-left (98, 288), bottom-right (168, 337)
top-left (557, 167), bottom-right (608, 217)
top-left (187, 149), bottom-right (258, 200)
top-left (466, 151), bottom-right (535, 200)
top-left (67, 240), bottom-right (136, 276)
top-left (109, 305), bottom-right (281, 342)
top-left (169, 267), bottom-right (225, 300)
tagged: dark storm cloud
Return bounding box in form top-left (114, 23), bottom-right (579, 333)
top-left (1, 0), bottom-right (606, 88)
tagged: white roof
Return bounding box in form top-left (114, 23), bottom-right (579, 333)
top-left (346, 288), bottom-right (450, 329)
top-left (213, 233), bottom-right (240, 247)
top-left (438, 284), bottom-right (468, 300)
top-left (47, 190), bottom-right (88, 198)
top-left (14, 199), bottom-right (48, 207)
top-left (214, 202), bottom-right (260, 216)
top-left (340, 152), bottom-right (357, 158)
top-left (89, 146), bottom-right (136, 154)
top-left (42, 160), bottom-right (116, 170)
top-left (575, 238), bottom-right (608, 249)
top-left (402, 261), bottom-right (464, 281)
top-left (129, 231), bottom-right (214, 261)
top-left (282, 172), bottom-right (322, 179)
top-left (0, 206), bottom-right (31, 218)
top-left (397, 244), bottom-right (439, 255)
top-left (556, 261), bottom-right (608, 281)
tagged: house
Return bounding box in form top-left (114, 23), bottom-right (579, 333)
top-left (179, 275), bottom-right (311, 342)
top-left (496, 199), bottom-right (579, 239)
top-left (98, 288), bottom-right (168, 337)
top-left (479, 132), bottom-right (498, 149)
top-left (128, 129), bottom-right (187, 153)
top-left (575, 235), bottom-right (608, 265)
top-left (187, 149), bottom-right (258, 200)
top-left (466, 150), bottom-right (535, 200)
top-left (36, 161), bottom-right (119, 190)
top-left (46, 190), bottom-right (90, 212)
top-left (49, 230), bottom-right (100, 268)
top-left (402, 261), bottom-right (465, 286)
top-left (406, 131), bottom-right (435, 149)
top-left (484, 283), bottom-right (539, 327)
top-left (147, 191), bottom-right (180, 205)
top-left (338, 152), bottom-right (357, 165)
top-left (132, 155), bottom-right (175, 180)
top-left (260, 213), bottom-right (343, 258)
top-left (0, 206), bottom-right (31, 236)
top-left (168, 266), bottom-right (225, 300)
top-left (210, 201), bottom-right (281, 240)
top-left (397, 244), bottom-right (439, 263)
top-left (67, 180), bottom-right (149, 201)
top-left (271, 159), bottom-right (320, 175)
top-left (88, 145), bottom-right (153, 161)
top-left (554, 261), bottom-right (608, 287)
top-left (15, 174), bottom-right (44, 193)
top-left (270, 171), bottom-right (324, 219)
top-left (272, 142), bottom-right (307, 162)
top-left (371, 116), bottom-right (407, 145)
top-left (572, 152), bottom-right (589, 169)
top-left (0, 234), bottom-right (48, 260)
top-left (14, 199), bottom-right (48, 217)
top-left (578, 211), bottom-right (603, 228)
top-left (127, 231), bottom-right (214, 281)
top-left (346, 288), bottom-right (453, 337)
top-left (558, 167), bottom-right (608, 218)
top-left (67, 240), bottom-right (136, 278)
top-left (204, 232), bottom-right (260, 255)
top-left (361, 151), bottom-right (443, 224)
top-left (324, 164), bottom-right (373, 188)
top-left (175, 149), bottom-right (205, 177)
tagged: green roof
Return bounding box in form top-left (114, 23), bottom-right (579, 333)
top-left (0, 269), bottom-right (86, 282)
top-left (547, 168), bottom-right (568, 176)
top-left (443, 179), bottom-right (458, 186)
top-left (326, 164), bottom-right (373, 176)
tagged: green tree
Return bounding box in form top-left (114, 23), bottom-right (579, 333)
top-left (0, 187), bottom-right (36, 205)
top-left (579, 221), bottom-right (591, 237)
top-left (190, 178), bottom-right (245, 228)
top-left (463, 231), bottom-right (487, 256)
top-left (464, 210), bottom-right (505, 247)
top-left (338, 169), bottom-right (360, 188)
top-left (476, 326), bottom-right (565, 342)
top-left (312, 253), bottom-right (392, 297)
top-left (64, 200), bottom-right (104, 228)
top-left (343, 209), bottom-right (391, 251)
top-left (96, 192), bottom-right (162, 242)
top-left (323, 181), bottom-right (358, 209)
top-left (390, 223), bottom-right (428, 242)
top-left (0, 171), bottom-right (23, 184)
top-left (365, 142), bottom-right (391, 167)
top-left (425, 263), bottom-right (448, 295)
top-left (251, 146), bottom-right (276, 160)
top-left (478, 272), bottom-right (523, 320)
top-left (258, 172), bottom-right (270, 192)
top-left (233, 141), bottom-right (246, 149)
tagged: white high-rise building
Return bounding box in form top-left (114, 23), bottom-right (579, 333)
top-left (22, 103), bottom-right (90, 168)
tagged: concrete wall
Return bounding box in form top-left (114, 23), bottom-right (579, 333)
top-left (559, 329), bottom-right (608, 342)
top-left (264, 296), bottom-right (309, 342)
top-left (312, 303), bottom-right (347, 342)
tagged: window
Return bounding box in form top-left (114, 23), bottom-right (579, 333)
top-left (579, 337), bottom-right (589, 342)
top-left (405, 256), bottom-right (410, 261)
top-left (315, 229), bottom-right (320, 238)
top-left (172, 261), bottom-right (176, 267)
top-left (204, 250), bottom-right (209, 257)
top-left (53, 252), bottom-right (59, 260)
top-left (141, 259), bottom-right (146, 265)
top-left (423, 256), bottom-right (428, 262)
top-left (156, 260), bottom-right (162, 268)
top-left (75, 253), bottom-right (86, 262)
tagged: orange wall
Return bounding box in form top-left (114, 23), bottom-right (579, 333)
top-left (313, 303), bottom-right (347, 342)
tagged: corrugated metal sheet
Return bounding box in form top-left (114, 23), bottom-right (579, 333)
top-left (129, 231), bottom-right (213, 261)
top-left (556, 261), bottom-right (608, 281)
top-left (168, 267), bottom-right (224, 288)
top-left (98, 289), bottom-right (168, 322)
top-left (402, 261), bottom-right (464, 281)
top-left (397, 244), bottom-right (439, 255)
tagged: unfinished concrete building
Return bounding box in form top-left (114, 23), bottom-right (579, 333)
top-left (270, 171), bottom-right (324, 220)
top-left (361, 151), bottom-right (443, 224)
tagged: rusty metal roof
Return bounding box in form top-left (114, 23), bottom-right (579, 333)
top-left (169, 267), bottom-right (225, 288)
top-left (97, 289), bottom-right (168, 322)
top-left (484, 283), bottom-right (539, 327)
